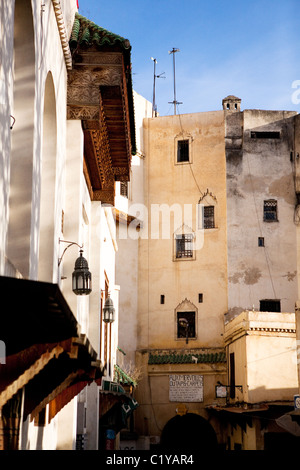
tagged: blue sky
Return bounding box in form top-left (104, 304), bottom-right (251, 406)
top-left (78, 0), bottom-right (300, 116)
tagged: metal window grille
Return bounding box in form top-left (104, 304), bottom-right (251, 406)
top-left (263, 200), bottom-right (277, 221)
top-left (120, 181), bottom-right (128, 198)
top-left (203, 206), bottom-right (215, 229)
top-left (175, 234), bottom-right (193, 258)
top-left (177, 140), bottom-right (189, 162)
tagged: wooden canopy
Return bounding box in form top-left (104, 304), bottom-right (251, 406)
top-left (67, 14), bottom-right (136, 205)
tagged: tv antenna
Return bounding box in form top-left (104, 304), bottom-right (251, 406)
top-left (151, 57), bottom-right (165, 117)
top-left (168, 47), bottom-right (182, 115)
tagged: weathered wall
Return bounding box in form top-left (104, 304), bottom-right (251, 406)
top-left (226, 108), bottom-right (298, 320)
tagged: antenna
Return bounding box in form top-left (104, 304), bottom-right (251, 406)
top-left (151, 57), bottom-right (165, 117)
top-left (168, 47), bottom-right (182, 115)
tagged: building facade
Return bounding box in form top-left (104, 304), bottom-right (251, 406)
top-left (118, 97), bottom-right (300, 451)
top-left (0, 0), bottom-right (137, 450)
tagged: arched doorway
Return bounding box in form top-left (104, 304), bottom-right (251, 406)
top-left (160, 413), bottom-right (218, 451)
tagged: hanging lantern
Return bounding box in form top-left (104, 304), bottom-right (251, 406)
top-left (72, 250), bottom-right (92, 295)
top-left (103, 294), bottom-right (115, 323)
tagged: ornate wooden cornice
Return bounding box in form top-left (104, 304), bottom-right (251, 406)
top-left (67, 14), bottom-right (136, 203)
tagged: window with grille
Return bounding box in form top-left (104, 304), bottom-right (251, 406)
top-left (177, 311), bottom-right (196, 340)
top-left (175, 234), bottom-right (194, 259)
top-left (203, 206), bottom-right (215, 229)
top-left (120, 181), bottom-right (128, 198)
top-left (177, 139), bottom-right (189, 163)
top-left (263, 200), bottom-right (277, 222)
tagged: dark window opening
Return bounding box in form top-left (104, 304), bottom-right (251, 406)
top-left (175, 234), bottom-right (194, 259)
top-left (263, 200), bottom-right (277, 222)
top-left (258, 237), bottom-right (264, 247)
top-left (177, 311), bottom-right (196, 340)
top-left (177, 139), bottom-right (189, 163)
top-left (260, 300), bottom-right (281, 312)
top-left (198, 293), bottom-right (203, 303)
top-left (204, 206), bottom-right (215, 229)
top-left (160, 295), bottom-right (165, 304)
top-left (251, 131), bottom-right (280, 139)
top-left (229, 352), bottom-right (235, 399)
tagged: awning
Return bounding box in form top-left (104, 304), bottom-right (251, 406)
top-left (0, 276), bottom-right (79, 356)
top-left (0, 276), bottom-right (104, 415)
top-left (114, 364), bottom-right (137, 387)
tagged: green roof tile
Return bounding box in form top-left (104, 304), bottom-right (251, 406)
top-left (148, 352), bottom-right (226, 365)
top-left (70, 13), bottom-right (131, 51)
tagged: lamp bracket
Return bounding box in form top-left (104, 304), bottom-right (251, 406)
top-left (58, 238), bottom-right (83, 266)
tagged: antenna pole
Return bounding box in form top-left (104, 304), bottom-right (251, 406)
top-left (151, 57), bottom-right (165, 117)
top-left (168, 47), bottom-right (182, 115)
top-left (151, 57), bottom-right (157, 117)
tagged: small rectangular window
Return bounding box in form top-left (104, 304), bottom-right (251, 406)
top-left (264, 200), bottom-right (277, 222)
top-left (177, 140), bottom-right (189, 163)
top-left (258, 237), bottom-right (264, 247)
top-left (175, 234), bottom-right (194, 259)
top-left (229, 352), bottom-right (235, 399)
top-left (198, 293), bottom-right (203, 303)
top-left (260, 300), bottom-right (281, 312)
top-left (160, 295), bottom-right (165, 304)
top-left (251, 131), bottom-right (280, 139)
top-left (203, 206), bottom-right (215, 229)
top-left (177, 311), bottom-right (196, 340)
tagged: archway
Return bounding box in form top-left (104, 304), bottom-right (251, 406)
top-left (38, 72), bottom-right (57, 282)
top-left (160, 413), bottom-right (218, 451)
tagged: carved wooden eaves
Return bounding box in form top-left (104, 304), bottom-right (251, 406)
top-left (67, 51), bottom-right (132, 203)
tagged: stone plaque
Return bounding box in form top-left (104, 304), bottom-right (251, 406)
top-left (169, 374), bottom-right (203, 402)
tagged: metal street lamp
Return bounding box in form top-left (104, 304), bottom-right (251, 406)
top-left (58, 239), bottom-right (92, 296)
top-left (72, 250), bottom-right (92, 296)
top-left (103, 294), bottom-right (115, 323)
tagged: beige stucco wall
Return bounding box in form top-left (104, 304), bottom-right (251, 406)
top-left (138, 111), bottom-right (228, 351)
top-left (134, 111), bottom-right (229, 443)
top-left (225, 311), bottom-right (298, 404)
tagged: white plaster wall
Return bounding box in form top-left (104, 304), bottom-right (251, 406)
top-left (116, 91), bottom-right (152, 365)
top-left (0, 1), bottom-right (14, 275)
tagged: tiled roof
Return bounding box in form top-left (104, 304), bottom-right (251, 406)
top-left (114, 364), bottom-right (137, 387)
top-left (148, 352), bottom-right (226, 365)
top-left (70, 13), bottom-right (131, 51)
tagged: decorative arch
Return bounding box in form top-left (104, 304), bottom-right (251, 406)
top-left (38, 72), bottom-right (57, 282)
top-left (7, 0), bottom-right (35, 277)
top-left (198, 189), bottom-right (218, 230)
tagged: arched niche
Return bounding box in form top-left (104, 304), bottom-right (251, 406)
top-left (38, 72), bottom-right (57, 282)
top-left (7, 0), bottom-right (35, 277)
